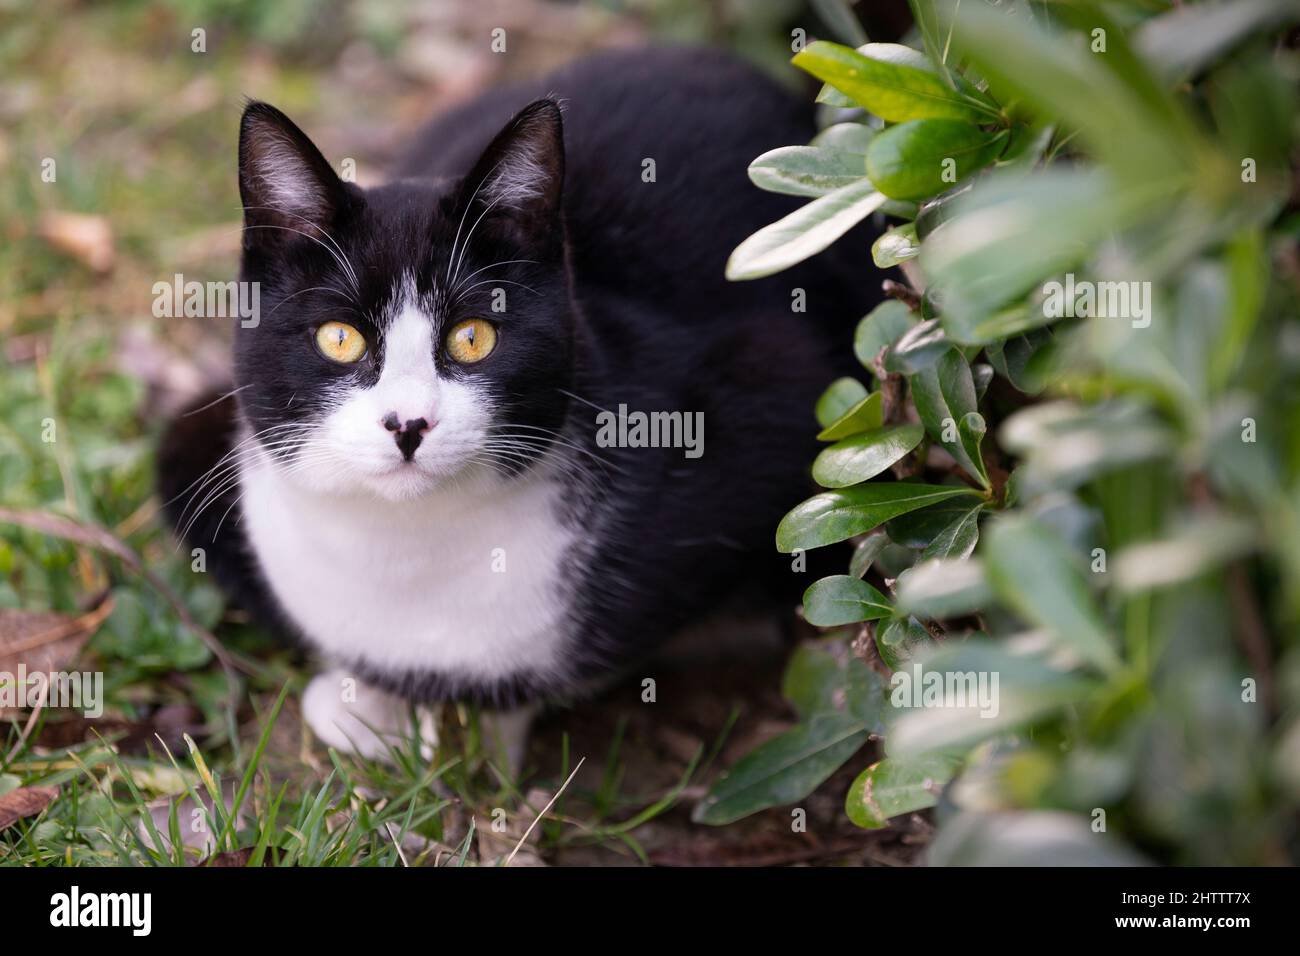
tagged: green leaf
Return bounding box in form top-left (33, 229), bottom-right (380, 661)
top-left (854, 299), bottom-right (918, 371)
top-left (983, 329), bottom-right (1057, 393)
top-left (1136, 0), bottom-right (1300, 84)
top-left (845, 754), bottom-right (960, 828)
top-left (887, 639), bottom-right (1098, 756)
top-left (692, 713), bottom-right (869, 825)
top-left (849, 530), bottom-right (891, 578)
top-left (782, 642), bottom-right (846, 718)
top-left (783, 639), bottom-right (889, 729)
top-left (907, 0), bottom-right (955, 90)
top-left (817, 391), bottom-right (884, 441)
top-left (812, 424), bottom-right (924, 488)
top-left (886, 495), bottom-right (977, 547)
top-left (971, 363), bottom-right (993, 403)
top-left (874, 541), bottom-right (922, 579)
top-left (803, 574), bottom-right (892, 626)
top-left (909, 349), bottom-right (990, 487)
top-left (1214, 228), bottom-right (1267, 391)
top-left (777, 483), bottom-right (983, 553)
top-left (865, 119), bottom-right (1008, 200)
top-left (748, 145), bottom-right (871, 198)
top-left (941, 298), bottom-right (1058, 348)
top-left (914, 182), bottom-right (974, 241)
top-left (872, 222), bottom-right (920, 268)
top-left (998, 122), bottom-right (1055, 171)
top-left (814, 377), bottom-right (869, 428)
top-left (793, 41), bottom-right (997, 124)
top-left (999, 401), bottom-right (1174, 495)
top-left (876, 615), bottom-right (932, 670)
top-left (815, 82), bottom-right (857, 109)
top-left (809, 122), bottom-right (876, 154)
top-left (894, 558), bottom-right (993, 620)
top-left (920, 504), bottom-right (983, 561)
top-left (1210, 55), bottom-right (1297, 189)
top-left (983, 516), bottom-right (1120, 673)
top-left (947, 2), bottom-right (1193, 181)
top-left (957, 413), bottom-right (989, 485)
top-left (884, 317), bottom-right (949, 374)
top-left (726, 178), bottom-right (886, 280)
top-left (919, 168), bottom-right (1168, 330)
top-left (1112, 515), bottom-right (1256, 594)
top-left (926, 811), bottom-right (1148, 866)
top-left (783, 642), bottom-right (849, 707)
top-left (810, 0), bottom-right (869, 47)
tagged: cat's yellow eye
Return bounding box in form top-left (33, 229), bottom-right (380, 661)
top-left (445, 318), bottom-right (497, 364)
top-left (315, 321), bottom-right (367, 364)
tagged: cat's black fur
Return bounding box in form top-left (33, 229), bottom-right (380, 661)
top-left (158, 46), bottom-right (883, 707)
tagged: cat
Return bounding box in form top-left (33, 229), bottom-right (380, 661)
top-left (157, 46), bottom-right (881, 763)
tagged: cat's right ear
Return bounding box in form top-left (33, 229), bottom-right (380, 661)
top-left (456, 99), bottom-right (565, 256)
top-left (238, 101), bottom-right (349, 249)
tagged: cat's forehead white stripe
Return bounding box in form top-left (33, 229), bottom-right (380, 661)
top-left (380, 303), bottom-right (437, 382)
top-left (375, 271), bottom-right (439, 383)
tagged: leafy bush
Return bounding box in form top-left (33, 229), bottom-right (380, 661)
top-left (697, 0), bottom-right (1300, 865)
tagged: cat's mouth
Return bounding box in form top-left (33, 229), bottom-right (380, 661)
top-left (347, 448), bottom-right (492, 500)
top-left (353, 459), bottom-right (445, 500)
top-left (259, 422), bottom-right (495, 501)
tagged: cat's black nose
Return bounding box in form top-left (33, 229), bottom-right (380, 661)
top-left (382, 413), bottom-right (431, 461)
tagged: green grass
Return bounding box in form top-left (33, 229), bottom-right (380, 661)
top-left (0, 0), bottom-right (750, 868)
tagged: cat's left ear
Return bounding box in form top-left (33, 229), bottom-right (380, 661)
top-left (238, 101), bottom-right (351, 249)
top-left (458, 99), bottom-right (565, 254)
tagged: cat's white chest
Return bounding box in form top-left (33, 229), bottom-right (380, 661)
top-left (238, 453), bottom-right (579, 684)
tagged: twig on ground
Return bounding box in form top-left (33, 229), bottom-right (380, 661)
top-left (0, 506), bottom-right (251, 683)
top-left (1226, 563), bottom-right (1275, 716)
top-left (505, 756), bottom-right (585, 866)
top-left (851, 623), bottom-right (892, 679)
top-left (4, 680), bottom-right (48, 766)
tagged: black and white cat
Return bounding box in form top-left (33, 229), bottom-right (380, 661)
top-left (158, 47), bottom-right (879, 760)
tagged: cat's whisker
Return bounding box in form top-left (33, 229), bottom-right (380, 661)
top-left (187, 436), bottom-right (342, 543)
top-left (238, 223), bottom-right (362, 302)
top-left (172, 427), bottom-right (311, 528)
top-left (168, 452), bottom-right (246, 524)
top-left (240, 204), bottom-right (362, 297)
top-left (479, 439), bottom-right (607, 484)
top-left (450, 259), bottom-right (539, 299)
top-left (555, 387), bottom-right (611, 415)
top-left (462, 450), bottom-right (551, 483)
top-left (447, 191), bottom-right (511, 294)
top-left (179, 471), bottom-right (248, 543)
top-left (166, 423), bottom-right (301, 518)
top-left (180, 384), bottom-right (253, 417)
top-left (452, 278), bottom-right (541, 303)
top-left (210, 489), bottom-right (249, 543)
top-left (444, 158), bottom-right (508, 292)
top-left (484, 449), bottom-right (603, 487)
top-left (263, 285), bottom-right (363, 322)
top-left (485, 426), bottom-right (623, 473)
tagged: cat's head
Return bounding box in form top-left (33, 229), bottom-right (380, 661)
top-left (232, 99), bottom-right (573, 501)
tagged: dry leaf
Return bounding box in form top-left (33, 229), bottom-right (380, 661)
top-left (0, 507), bottom-right (241, 679)
top-left (474, 785), bottom-right (554, 866)
top-left (0, 785), bottom-right (59, 830)
top-left (141, 784), bottom-right (243, 856)
top-left (38, 211), bottom-right (114, 273)
top-left (34, 702), bottom-right (203, 754)
top-left (0, 595), bottom-right (113, 716)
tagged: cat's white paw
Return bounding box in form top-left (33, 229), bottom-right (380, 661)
top-left (302, 669), bottom-right (437, 761)
top-left (302, 669), bottom-right (537, 773)
top-left (479, 704), bottom-right (538, 775)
